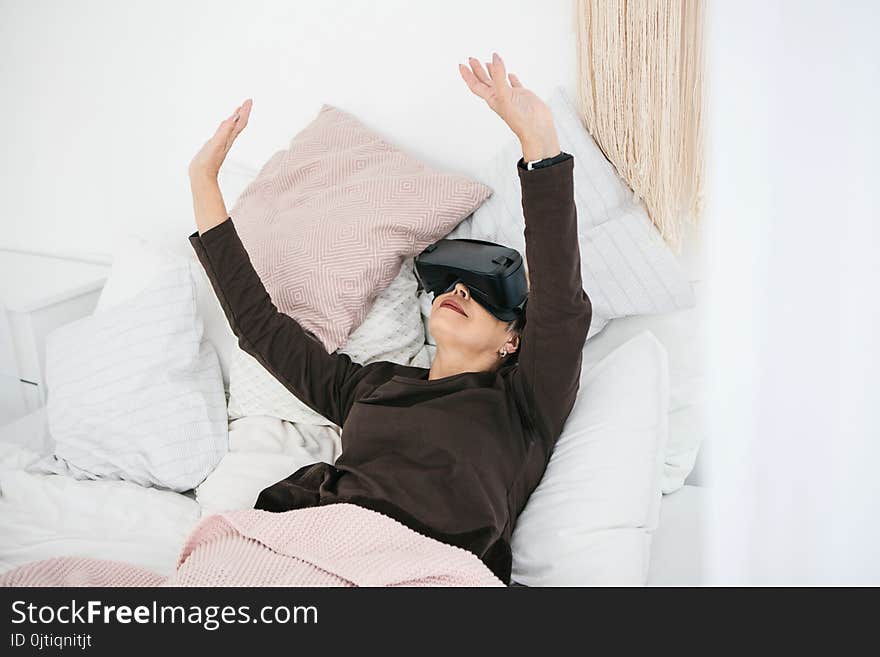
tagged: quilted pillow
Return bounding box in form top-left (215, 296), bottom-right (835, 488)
top-left (95, 232), bottom-right (238, 392)
top-left (32, 264), bottom-right (228, 492)
top-left (229, 104), bottom-right (492, 353)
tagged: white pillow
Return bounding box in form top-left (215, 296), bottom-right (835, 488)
top-left (511, 331), bottom-right (669, 586)
top-left (438, 86), bottom-right (694, 340)
top-left (579, 288), bottom-right (706, 493)
top-left (226, 258), bottom-right (428, 424)
top-left (96, 232), bottom-right (238, 392)
top-left (32, 264), bottom-right (228, 492)
top-left (226, 350), bottom-right (335, 426)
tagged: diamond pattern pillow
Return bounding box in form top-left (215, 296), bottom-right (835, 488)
top-left (229, 104), bottom-right (492, 352)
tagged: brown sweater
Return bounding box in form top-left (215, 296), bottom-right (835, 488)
top-left (188, 154), bottom-right (591, 584)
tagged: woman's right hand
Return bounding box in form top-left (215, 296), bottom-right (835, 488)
top-left (188, 98), bottom-right (253, 180)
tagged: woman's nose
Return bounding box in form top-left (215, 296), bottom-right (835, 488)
top-left (453, 282), bottom-right (469, 299)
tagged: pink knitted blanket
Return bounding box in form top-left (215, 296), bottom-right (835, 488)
top-left (0, 503), bottom-right (503, 587)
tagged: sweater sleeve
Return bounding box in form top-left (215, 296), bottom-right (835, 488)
top-left (513, 154), bottom-right (592, 450)
top-left (188, 217), bottom-right (373, 427)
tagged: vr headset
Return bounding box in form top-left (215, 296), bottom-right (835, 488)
top-left (414, 238), bottom-right (528, 322)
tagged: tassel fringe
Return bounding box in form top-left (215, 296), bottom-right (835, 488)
top-left (575, 0), bottom-right (705, 252)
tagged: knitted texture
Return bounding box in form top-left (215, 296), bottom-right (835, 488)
top-left (0, 503), bottom-right (504, 588)
top-left (0, 557), bottom-right (165, 587)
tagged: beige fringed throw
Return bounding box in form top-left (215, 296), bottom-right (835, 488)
top-left (575, 0), bottom-right (705, 251)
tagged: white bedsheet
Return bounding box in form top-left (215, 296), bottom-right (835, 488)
top-left (195, 415), bottom-right (342, 517)
top-left (0, 408), bottom-right (201, 577)
top-left (0, 401), bottom-right (706, 584)
top-left (0, 408), bottom-right (342, 578)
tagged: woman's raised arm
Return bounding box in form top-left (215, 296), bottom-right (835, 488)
top-left (189, 98), bottom-right (253, 235)
top-left (459, 53), bottom-right (592, 448)
top-left (187, 100), bottom-right (378, 427)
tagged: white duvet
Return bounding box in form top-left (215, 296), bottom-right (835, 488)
top-left (0, 409), bottom-right (335, 577)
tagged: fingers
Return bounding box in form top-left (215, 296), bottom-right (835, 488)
top-left (231, 98), bottom-right (253, 139)
top-left (208, 99), bottom-right (252, 158)
top-left (213, 114), bottom-right (236, 140)
top-left (214, 98), bottom-right (252, 137)
top-left (462, 52), bottom-right (514, 98)
top-left (460, 54), bottom-right (520, 107)
top-left (458, 63), bottom-right (490, 98)
top-left (467, 56), bottom-right (492, 86)
top-left (488, 52), bottom-right (508, 87)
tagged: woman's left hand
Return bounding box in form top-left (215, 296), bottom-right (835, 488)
top-left (188, 98), bottom-right (253, 180)
top-left (458, 53), bottom-right (560, 161)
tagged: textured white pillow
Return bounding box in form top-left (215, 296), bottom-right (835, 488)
top-left (511, 331), bottom-right (669, 586)
top-left (226, 257), bottom-right (428, 424)
top-left (579, 293), bottom-right (706, 494)
top-left (33, 264), bottom-right (228, 492)
top-left (437, 86), bottom-right (694, 340)
top-left (226, 350), bottom-right (334, 426)
top-left (96, 232), bottom-right (238, 392)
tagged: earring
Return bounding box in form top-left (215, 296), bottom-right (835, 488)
top-left (499, 348), bottom-right (508, 357)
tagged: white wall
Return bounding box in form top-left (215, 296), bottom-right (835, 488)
top-left (0, 0), bottom-right (581, 260)
top-left (703, 0), bottom-right (880, 584)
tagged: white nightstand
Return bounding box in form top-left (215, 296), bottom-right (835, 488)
top-left (0, 249), bottom-right (110, 426)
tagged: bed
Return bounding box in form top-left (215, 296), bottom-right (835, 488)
top-left (0, 299), bottom-right (707, 585)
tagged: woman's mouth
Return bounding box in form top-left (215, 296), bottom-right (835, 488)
top-left (440, 299), bottom-right (467, 317)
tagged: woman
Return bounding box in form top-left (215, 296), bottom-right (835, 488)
top-left (187, 52), bottom-right (592, 584)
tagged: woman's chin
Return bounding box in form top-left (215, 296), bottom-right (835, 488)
top-left (428, 319), bottom-right (462, 343)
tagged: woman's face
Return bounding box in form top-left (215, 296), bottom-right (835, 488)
top-left (429, 282), bottom-right (519, 361)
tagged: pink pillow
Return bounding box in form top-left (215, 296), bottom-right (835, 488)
top-left (229, 104), bottom-right (492, 352)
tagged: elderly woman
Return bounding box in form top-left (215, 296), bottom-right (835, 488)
top-left (187, 52), bottom-right (591, 584)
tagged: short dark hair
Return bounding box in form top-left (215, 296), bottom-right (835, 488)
top-left (504, 312), bottom-right (526, 363)
top-left (506, 314), bottom-right (526, 338)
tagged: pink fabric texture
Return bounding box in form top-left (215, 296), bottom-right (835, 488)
top-left (229, 104), bottom-right (492, 352)
top-left (0, 503), bottom-right (504, 587)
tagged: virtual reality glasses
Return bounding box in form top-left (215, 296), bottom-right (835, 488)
top-left (414, 238), bottom-right (528, 322)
